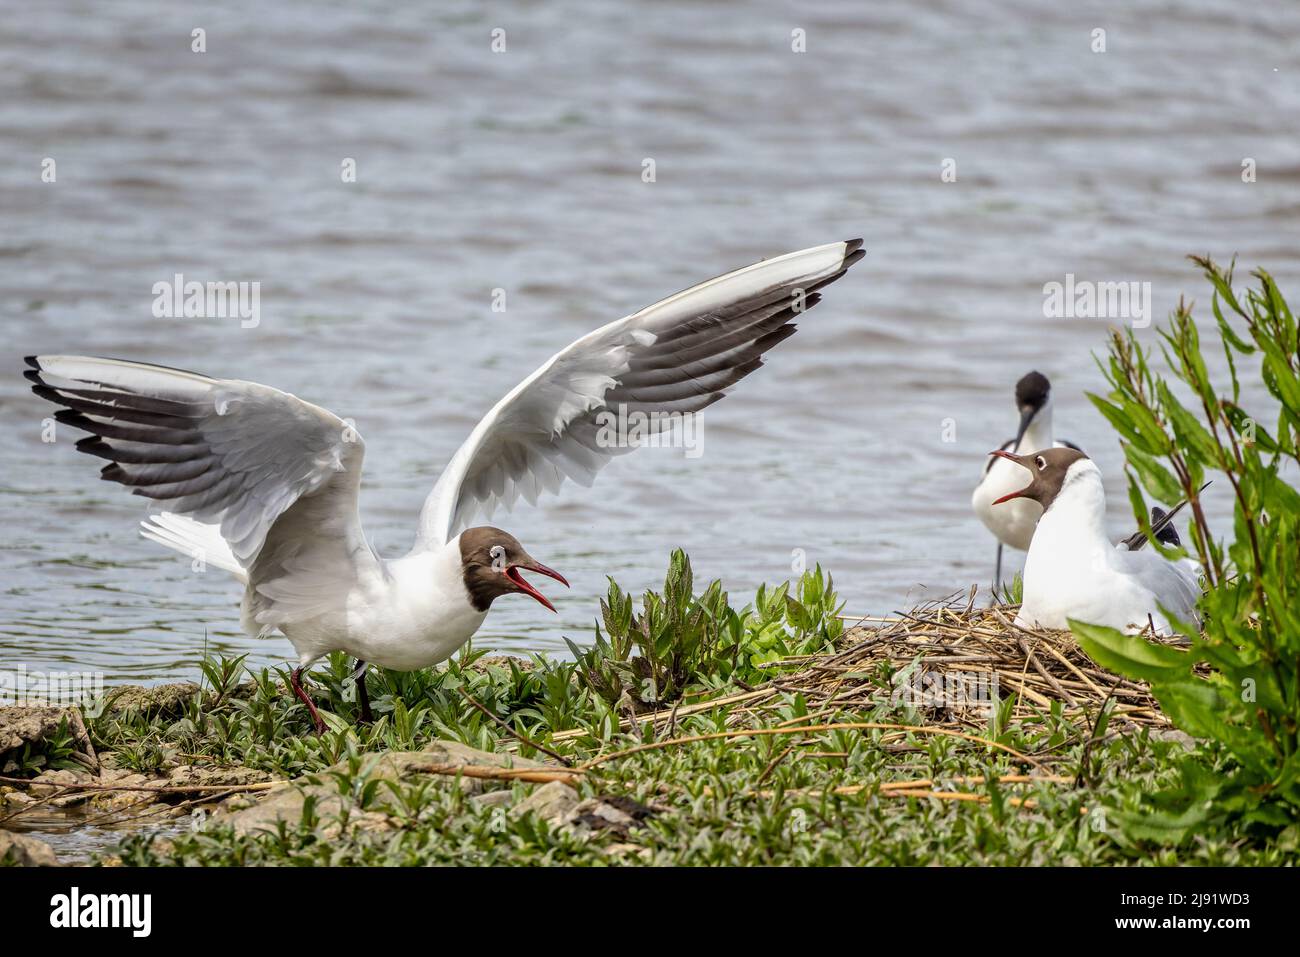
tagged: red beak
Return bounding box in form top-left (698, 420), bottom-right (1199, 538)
top-left (988, 449), bottom-right (1031, 505)
top-left (505, 561), bottom-right (569, 613)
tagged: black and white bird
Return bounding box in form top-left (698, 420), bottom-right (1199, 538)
top-left (971, 371), bottom-right (1082, 588)
top-left (26, 239), bottom-right (865, 732)
top-left (988, 447), bottom-right (1201, 635)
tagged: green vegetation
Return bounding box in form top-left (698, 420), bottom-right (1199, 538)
top-left (1079, 257), bottom-right (1300, 841)
top-left (87, 555), bottom-right (844, 784)
top-left (569, 550), bottom-right (843, 710)
top-left (996, 571), bottom-right (1024, 606)
top-left (6, 716), bottom-right (83, 775)
top-left (64, 548), bottom-right (1289, 866)
top-left (110, 700), bottom-right (1296, 867)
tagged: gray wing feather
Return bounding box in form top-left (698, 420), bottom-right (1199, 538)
top-left (414, 239), bottom-right (865, 547)
top-left (26, 355), bottom-right (363, 567)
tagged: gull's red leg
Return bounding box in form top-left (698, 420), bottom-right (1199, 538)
top-left (290, 666), bottom-right (327, 735)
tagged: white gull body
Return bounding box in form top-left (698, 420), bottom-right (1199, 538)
top-left (28, 239), bottom-right (865, 673)
top-left (1016, 458), bottom-right (1201, 635)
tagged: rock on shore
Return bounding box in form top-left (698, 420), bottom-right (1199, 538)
top-left (0, 829), bottom-right (59, 866)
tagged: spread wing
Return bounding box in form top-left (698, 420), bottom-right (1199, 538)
top-left (26, 355), bottom-right (373, 632)
top-left (412, 239), bottom-right (865, 548)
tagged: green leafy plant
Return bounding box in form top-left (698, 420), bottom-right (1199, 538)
top-left (198, 652), bottom-right (247, 704)
top-left (744, 567), bottom-right (844, 670)
top-left (10, 716), bottom-right (83, 774)
top-left (1078, 255), bottom-right (1300, 838)
top-left (996, 571), bottom-right (1024, 606)
top-left (569, 550), bottom-right (843, 711)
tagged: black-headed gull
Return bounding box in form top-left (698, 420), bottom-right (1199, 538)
top-left (26, 239), bottom-right (864, 732)
top-left (971, 372), bottom-right (1082, 588)
top-left (988, 447), bottom-right (1201, 635)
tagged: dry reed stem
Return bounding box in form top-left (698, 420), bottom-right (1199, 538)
top-left (577, 721), bottom-right (1043, 772)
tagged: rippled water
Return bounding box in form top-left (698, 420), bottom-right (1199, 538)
top-left (3, 808), bottom-right (182, 866)
top-left (2, 1), bottom-right (1298, 686)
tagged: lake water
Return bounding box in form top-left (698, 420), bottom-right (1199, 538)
top-left (2, 0), bottom-right (1298, 687)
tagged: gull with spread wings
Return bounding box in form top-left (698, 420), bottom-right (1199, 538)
top-left (27, 239), bottom-right (864, 732)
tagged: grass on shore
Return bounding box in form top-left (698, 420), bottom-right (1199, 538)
top-left (61, 562), bottom-right (1291, 867)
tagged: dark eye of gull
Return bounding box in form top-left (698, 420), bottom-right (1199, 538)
top-left (1036, 455), bottom-right (1047, 470)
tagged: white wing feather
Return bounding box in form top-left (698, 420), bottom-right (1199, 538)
top-left (26, 355), bottom-right (372, 635)
top-left (141, 512), bottom-right (246, 582)
top-left (1114, 550), bottom-right (1203, 626)
top-left (412, 239), bottom-right (864, 548)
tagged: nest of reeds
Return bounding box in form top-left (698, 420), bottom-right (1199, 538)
top-left (554, 589), bottom-right (1186, 748)
top-left (745, 589), bottom-right (1181, 731)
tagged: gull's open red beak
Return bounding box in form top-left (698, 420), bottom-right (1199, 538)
top-left (988, 449), bottom-right (1032, 505)
top-left (505, 561), bottom-right (569, 613)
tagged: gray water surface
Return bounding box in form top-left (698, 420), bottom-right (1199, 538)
top-left (2, 1), bottom-right (1298, 685)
